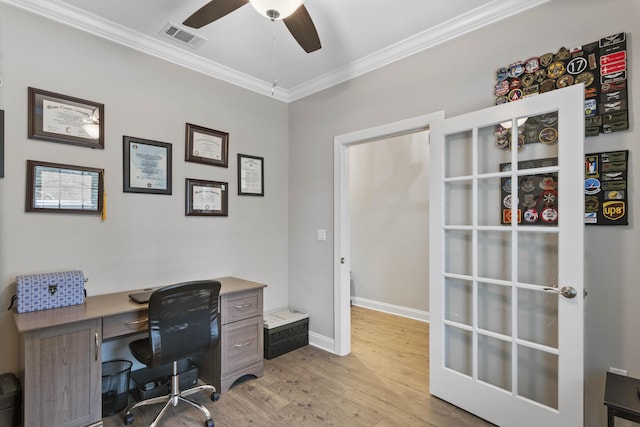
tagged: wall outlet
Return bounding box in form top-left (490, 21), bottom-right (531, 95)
top-left (609, 367), bottom-right (628, 376)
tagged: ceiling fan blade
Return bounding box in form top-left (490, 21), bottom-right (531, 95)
top-left (183, 0), bottom-right (249, 29)
top-left (283, 5), bottom-right (321, 53)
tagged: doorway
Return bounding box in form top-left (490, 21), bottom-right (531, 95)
top-left (333, 111), bottom-right (444, 355)
top-left (348, 131), bottom-right (430, 320)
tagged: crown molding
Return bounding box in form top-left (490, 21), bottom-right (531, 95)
top-left (287, 0), bottom-right (549, 101)
top-left (3, 0), bottom-right (548, 103)
top-left (2, 0), bottom-right (289, 101)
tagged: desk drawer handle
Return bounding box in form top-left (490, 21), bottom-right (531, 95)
top-left (126, 319), bottom-right (149, 328)
top-left (94, 333), bottom-right (99, 361)
top-left (233, 304), bottom-right (252, 310)
top-left (233, 341), bottom-right (252, 348)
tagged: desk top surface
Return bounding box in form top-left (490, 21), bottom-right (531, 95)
top-left (604, 372), bottom-right (640, 414)
top-left (13, 276), bottom-right (266, 333)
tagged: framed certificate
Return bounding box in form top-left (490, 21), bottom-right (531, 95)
top-left (123, 136), bottom-right (172, 195)
top-left (185, 178), bottom-right (228, 216)
top-left (26, 160), bottom-right (104, 214)
top-left (238, 154), bottom-right (264, 196)
top-left (28, 87), bottom-right (104, 149)
top-left (185, 123), bottom-right (229, 167)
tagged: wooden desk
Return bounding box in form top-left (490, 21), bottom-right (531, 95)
top-left (13, 276), bottom-right (266, 427)
top-left (604, 372), bottom-right (640, 427)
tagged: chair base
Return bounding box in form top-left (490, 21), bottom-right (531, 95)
top-left (123, 361), bottom-right (217, 427)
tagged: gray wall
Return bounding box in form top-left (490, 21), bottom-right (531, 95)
top-left (288, 0), bottom-right (639, 425)
top-left (1, 0), bottom-right (639, 425)
top-left (0, 4), bottom-right (289, 374)
top-left (349, 132), bottom-right (429, 314)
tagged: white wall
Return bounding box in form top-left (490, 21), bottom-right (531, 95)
top-left (349, 132), bottom-right (429, 315)
top-left (288, 0), bottom-right (640, 425)
top-left (0, 4), bottom-right (290, 375)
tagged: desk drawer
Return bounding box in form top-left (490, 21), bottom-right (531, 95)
top-left (220, 289), bottom-right (262, 325)
top-left (103, 310), bottom-right (148, 340)
top-left (221, 316), bottom-right (263, 375)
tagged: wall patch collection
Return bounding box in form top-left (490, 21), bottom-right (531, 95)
top-left (494, 32), bottom-right (629, 137)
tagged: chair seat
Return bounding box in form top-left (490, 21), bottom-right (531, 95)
top-left (129, 338), bottom-right (152, 366)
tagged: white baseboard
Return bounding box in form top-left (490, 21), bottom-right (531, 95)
top-left (306, 299), bottom-right (428, 356)
top-left (308, 331), bottom-right (334, 353)
top-left (352, 297), bottom-right (429, 322)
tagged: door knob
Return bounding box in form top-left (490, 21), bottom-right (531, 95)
top-left (543, 286), bottom-right (578, 299)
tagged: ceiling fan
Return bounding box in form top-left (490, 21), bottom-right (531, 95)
top-left (183, 0), bottom-right (321, 53)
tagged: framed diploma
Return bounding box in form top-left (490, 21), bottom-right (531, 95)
top-left (26, 160), bottom-right (104, 214)
top-left (28, 87), bottom-right (104, 149)
top-left (185, 123), bottom-right (229, 167)
top-left (185, 178), bottom-right (228, 216)
top-left (238, 154), bottom-right (264, 196)
top-left (123, 136), bottom-right (172, 195)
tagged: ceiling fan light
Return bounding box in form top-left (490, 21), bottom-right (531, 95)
top-left (249, 0), bottom-right (303, 20)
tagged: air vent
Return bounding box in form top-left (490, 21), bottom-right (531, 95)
top-left (160, 22), bottom-right (206, 49)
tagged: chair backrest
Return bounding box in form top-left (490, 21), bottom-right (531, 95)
top-left (147, 280), bottom-right (221, 367)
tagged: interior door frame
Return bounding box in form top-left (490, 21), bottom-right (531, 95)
top-left (333, 110), bottom-right (445, 355)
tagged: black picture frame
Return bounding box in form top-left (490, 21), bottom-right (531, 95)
top-left (185, 178), bottom-right (228, 216)
top-left (123, 136), bottom-right (172, 195)
top-left (185, 123), bottom-right (229, 167)
top-left (26, 160), bottom-right (104, 214)
top-left (28, 87), bottom-right (104, 149)
top-left (237, 154), bottom-right (264, 196)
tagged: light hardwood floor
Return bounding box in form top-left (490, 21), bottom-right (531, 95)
top-left (104, 306), bottom-right (494, 426)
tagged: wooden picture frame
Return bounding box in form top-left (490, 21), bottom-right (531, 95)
top-left (185, 178), bottom-right (228, 216)
top-left (237, 154), bottom-right (264, 196)
top-left (185, 123), bottom-right (229, 167)
top-left (28, 87), bottom-right (104, 149)
top-left (123, 136), bottom-right (172, 195)
top-left (0, 110), bottom-right (4, 178)
top-left (26, 160), bottom-right (104, 214)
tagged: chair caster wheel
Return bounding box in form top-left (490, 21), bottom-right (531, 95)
top-left (205, 419), bottom-right (215, 427)
top-left (124, 412), bottom-right (134, 425)
top-left (211, 391), bottom-right (220, 402)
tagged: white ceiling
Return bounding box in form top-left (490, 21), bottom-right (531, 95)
top-left (5, 0), bottom-right (548, 102)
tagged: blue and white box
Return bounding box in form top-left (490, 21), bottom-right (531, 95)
top-left (16, 270), bottom-right (86, 313)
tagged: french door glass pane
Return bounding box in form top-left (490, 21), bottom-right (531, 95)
top-left (515, 112), bottom-right (559, 168)
top-left (517, 288), bottom-right (558, 348)
top-left (477, 176), bottom-right (505, 226)
top-left (478, 122), bottom-right (511, 175)
top-left (517, 345), bottom-right (558, 409)
top-left (478, 282), bottom-right (511, 336)
top-left (509, 171), bottom-right (559, 227)
top-left (445, 325), bottom-right (472, 376)
top-left (445, 278), bottom-right (472, 326)
top-left (445, 131), bottom-right (472, 178)
top-left (445, 180), bottom-right (472, 226)
top-left (478, 334), bottom-right (512, 392)
top-left (477, 231), bottom-right (511, 281)
top-left (517, 232), bottom-right (558, 287)
top-left (444, 230), bottom-right (472, 276)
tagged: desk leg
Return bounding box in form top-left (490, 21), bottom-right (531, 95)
top-left (608, 407), bottom-right (615, 427)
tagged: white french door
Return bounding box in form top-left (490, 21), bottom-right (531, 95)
top-left (429, 84), bottom-right (584, 427)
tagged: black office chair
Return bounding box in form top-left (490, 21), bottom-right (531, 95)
top-left (123, 280), bottom-right (222, 427)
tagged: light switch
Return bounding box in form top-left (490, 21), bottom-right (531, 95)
top-left (317, 229), bottom-right (327, 241)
